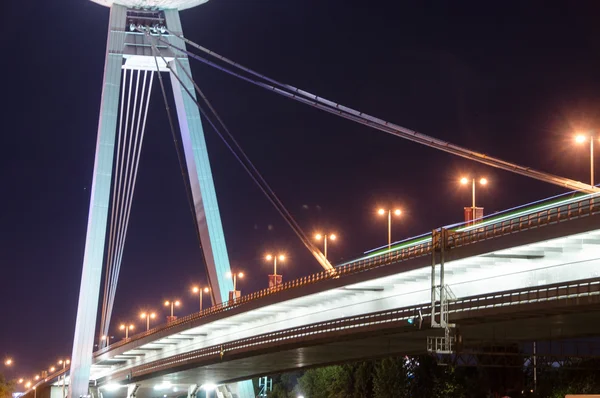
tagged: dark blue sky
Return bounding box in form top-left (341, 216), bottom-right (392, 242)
top-left (2, 0), bottom-right (600, 379)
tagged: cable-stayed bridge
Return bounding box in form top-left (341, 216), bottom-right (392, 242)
top-left (16, 1), bottom-right (600, 398)
top-left (22, 192), bottom-right (600, 398)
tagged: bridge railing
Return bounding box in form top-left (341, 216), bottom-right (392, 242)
top-left (95, 238), bottom-right (434, 356)
top-left (448, 194), bottom-right (600, 248)
top-left (95, 194), bottom-right (600, 356)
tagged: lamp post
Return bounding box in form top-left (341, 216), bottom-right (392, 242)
top-left (3, 358), bottom-right (12, 367)
top-left (314, 233), bottom-right (336, 259)
top-left (460, 177), bottom-right (487, 223)
top-left (226, 271), bottom-right (244, 302)
top-left (265, 254), bottom-right (285, 288)
top-left (377, 208), bottom-right (401, 250)
top-left (57, 359), bottom-right (70, 398)
top-left (164, 300), bottom-right (181, 318)
top-left (265, 254), bottom-right (285, 276)
top-left (575, 134), bottom-right (596, 186)
top-left (192, 286), bottom-right (211, 311)
top-left (119, 323), bottom-right (135, 339)
top-left (140, 312), bottom-right (156, 331)
top-left (99, 335), bottom-right (114, 348)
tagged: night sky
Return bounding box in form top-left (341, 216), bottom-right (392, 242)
top-left (3, 0), bottom-right (600, 379)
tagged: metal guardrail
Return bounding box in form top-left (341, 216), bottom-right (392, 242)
top-left (111, 278), bottom-right (600, 380)
top-left (449, 195), bottom-right (600, 248)
top-left (96, 195), bottom-right (600, 356)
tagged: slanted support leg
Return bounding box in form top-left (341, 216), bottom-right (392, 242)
top-left (69, 5), bottom-right (127, 398)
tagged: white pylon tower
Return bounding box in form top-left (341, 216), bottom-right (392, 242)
top-left (70, 1), bottom-right (253, 397)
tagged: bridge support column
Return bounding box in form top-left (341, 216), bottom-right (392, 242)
top-left (165, 10), bottom-right (234, 304)
top-left (69, 5), bottom-right (127, 398)
top-left (164, 11), bottom-right (253, 397)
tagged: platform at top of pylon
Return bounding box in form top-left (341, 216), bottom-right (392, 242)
top-left (90, 0), bottom-right (209, 11)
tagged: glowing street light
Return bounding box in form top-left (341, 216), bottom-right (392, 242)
top-left (164, 300), bottom-right (181, 317)
top-left (25, 381), bottom-right (31, 389)
top-left (575, 133), bottom-right (596, 186)
top-left (140, 312), bottom-right (157, 331)
top-left (192, 286), bottom-right (211, 312)
top-left (314, 233), bottom-right (336, 260)
top-left (119, 323), bottom-right (135, 339)
top-left (460, 176), bottom-right (488, 222)
top-left (49, 366), bottom-right (56, 373)
top-left (99, 334), bottom-right (115, 348)
top-left (377, 208), bottom-right (401, 250)
top-left (57, 359), bottom-right (70, 398)
top-left (4, 358), bottom-right (12, 366)
top-left (18, 378), bottom-right (24, 384)
top-left (265, 254), bottom-right (285, 276)
top-left (226, 271), bottom-right (244, 292)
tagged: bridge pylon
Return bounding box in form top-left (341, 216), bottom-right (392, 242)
top-left (69, 4), bottom-right (253, 398)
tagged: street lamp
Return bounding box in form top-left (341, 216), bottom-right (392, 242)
top-left (4, 358), bottom-right (12, 366)
top-left (265, 254), bottom-right (285, 276)
top-left (226, 271), bottom-right (244, 302)
top-left (140, 312), bottom-right (157, 331)
top-left (163, 300), bottom-right (181, 317)
top-left (192, 286), bottom-right (211, 311)
top-left (49, 366), bottom-right (56, 373)
top-left (377, 208), bottom-right (401, 250)
top-left (99, 335), bottom-right (115, 348)
top-left (57, 359), bottom-right (70, 398)
top-left (460, 176), bottom-right (487, 222)
top-left (314, 233), bottom-right (336, 260)
top-left (226, 271), bottom-right (244, 292)
top-left (265, 254), bottom-right (285, 288)
top-left (575, 133), bottom-right (596, 186)
top-left (119, 323), bottom-right (135, 339)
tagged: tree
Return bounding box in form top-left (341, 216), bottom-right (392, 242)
top-left (296, 366), bottom-right (346, 398)
top-left (0, 373), bottom-right (14, 398)
top-left (373, 357), bottom-right (409, 398)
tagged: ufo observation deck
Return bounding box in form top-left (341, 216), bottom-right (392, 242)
top-left (90, 0), bottom-right (209, 11)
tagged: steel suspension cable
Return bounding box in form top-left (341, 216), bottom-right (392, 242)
top-left (105, 70), bottom-right (154, 337)
top-left (159, 34), bottom-right (598, 194)
top-left (100, 68), bottom-right (135, 341)
top-left (105, 69), bottom-right (143, 336)
top-left (100, 67), bottom-right (129, 344)
top-left (111, 69), bottom-right (147, 289)
top-left (149, 32), bottom-right (333, 271)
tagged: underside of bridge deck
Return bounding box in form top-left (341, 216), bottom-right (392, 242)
top-left (94, 289), bottom-right (600, 398)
